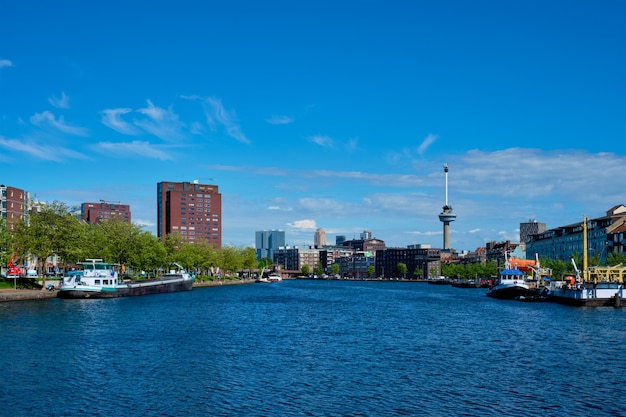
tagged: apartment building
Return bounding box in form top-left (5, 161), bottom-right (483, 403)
top-left (157, 180), bottom-right (222, 247)
top-left (81, 201), bottom-right (131, 224)
top-left (0, 184), bottom-right (27, 230)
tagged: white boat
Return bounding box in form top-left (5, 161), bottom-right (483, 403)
top-left (58, 259), bottom-right (194, 299)
top-left (268, 273), bottom-right (283, 282)
top-left (547, 218), bottom-right (626, 306)
top-left (256, 272), bottom-right (282, 283)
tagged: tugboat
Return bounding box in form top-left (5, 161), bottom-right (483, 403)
top-left (486, 268), bottom-right (536, 300)
top-left (58, 259), bottom-right (194, 299)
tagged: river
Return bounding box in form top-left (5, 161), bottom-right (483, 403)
top-left (1, 279), bottom-right (625, 416)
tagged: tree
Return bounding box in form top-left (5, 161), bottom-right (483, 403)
top-left (367, 265), bottom-right (375, 278)
top-left (314, 262), bottom-right (324, 277)
top-left (330, 263), bottom-right (340, 276)
top-left (0, 217), bottom-right (11, 268)
top-left (396, 263), bottom-right (407, 279)
top-left (241, 247), bottom-right (257, 277)
top-left (301, 264), bottom-right (310, 276)
top-left (13, 201), bottom-right (82, 285)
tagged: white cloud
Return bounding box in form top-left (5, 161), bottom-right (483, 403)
top-left (417, 133), bottom-right (438, 155)
top-left (29, 111), bottom-right (89, 136)
top-left (287, 219), bottom-right (317, 230)
top-left (308, 134), bottom-right (334, 148)
top-left (49, 92), bottom-right (70, 109)
top-left (134, 218), bottom-right (155, 227)
top-left (0, 59), bottom-right (13, 69)
top-left (0, 136), bottom-right (87, 161)
top-left (94, 141), bottom-right (173, 160)
top-left (135, 100), bottom-right (186, 141)
top-left (101, 108), bottom-right (140, 135)
top-left (266, 115), bottom-right (294, 125)
top-left (183, 95), bottom-right (250, 144)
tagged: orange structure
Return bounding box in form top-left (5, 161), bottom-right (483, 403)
top-left (508, 258), bottom-right (536, 272)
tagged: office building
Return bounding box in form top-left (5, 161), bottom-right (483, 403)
top-left (520, 219), bottom-right (546, 243)
top-left (314, 228), bottom-right (326, 248)
top-left (256, 230), bottom-right (286, 260)
top-left (157, 180), bottom-right (222, 247)
top-left (81, 201), bottom-right (131, 224)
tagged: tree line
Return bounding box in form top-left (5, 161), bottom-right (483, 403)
top-left (0, 201), bottom-right (257, 281)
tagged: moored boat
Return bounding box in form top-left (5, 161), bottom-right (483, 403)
top-left (58, 259), bottom-right (193, 299)
top-left (486, 268), bottom-right (537, 299)
top-left (547, 216), bottom-right (626, 307)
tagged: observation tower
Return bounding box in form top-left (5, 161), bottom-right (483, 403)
top-left (438, 164), bottom-right (456, 250)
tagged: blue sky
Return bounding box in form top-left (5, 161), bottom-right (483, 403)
top-left (1, 0), bottom-right (625, 252)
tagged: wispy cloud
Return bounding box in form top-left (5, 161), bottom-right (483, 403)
top-left (0, 59), bottom-right (13, 69)
top-left (345, 137), bottom-right (359, 151)
top-left (101, 108), bottom-right (140, 135)
top-left (0, 136), bottom-right (87, 161)
top-left (184, 95), bottom-right (250, 144)
top-left (94, 140), bottom-right (173, 160)
top-left (30, 111), bottom-right (89, 136)
top-left (266, 115), bottom-right (293, 125)
top-left (135, 100), bottom-right (186, 141)
top-left (49, 92), bottom-right (70, 109)
top-left (308, 134), bottom-right (334, 148)
top-left (417, 133), bottom-right (438, 155)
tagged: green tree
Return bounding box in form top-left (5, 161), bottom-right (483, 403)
top-left (98, 218), bottom-right (146, 274)
top-left (301, 264), bottom-right (310, 276)
top-left (0, 217), bottom-right (12, 268)
top-left (13, 201), bottom-right (82, 285)
top-left (330, 263), bottom-right (340, 276)
top-left (222, 245), bottom-right (243, 275)
top-left (242, 247), bottom-right (258, 277)
top-left (314, 262), bottom-right (324, 277)
top-left (396, 262), bottom-right (407, 278)
top-left (367, 265), bottom-right (375, 278)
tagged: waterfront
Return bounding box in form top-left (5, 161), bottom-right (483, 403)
top-left (1, 280), bottom-right (625, 416)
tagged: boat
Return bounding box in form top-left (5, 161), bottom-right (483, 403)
top-left (486, 268), bottom-right (537, 299)
top-left (547, 217), bottom-right (626, 306)
top-left (267, 273), bottom-right (283, 282)
top-left (58, 259), bottom-right (194, 299)
top-left (256, 271), bottom-right (283, 283)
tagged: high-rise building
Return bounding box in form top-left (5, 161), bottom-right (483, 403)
top-left (0, 184), bottom-right (27, 231)
top-left (157, 180), bottom-right (222, 247)
top-left (81, 201), bottom-right (131, 224)
top-left (256, 230), bottom-right (286, 260)
top-left (519, 219), bottom-right (546, 243)
top-left (314, 228), bottom-right (326, 248)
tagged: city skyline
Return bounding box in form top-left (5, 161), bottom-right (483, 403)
top-left (1, 1), bottom-right (624, 252)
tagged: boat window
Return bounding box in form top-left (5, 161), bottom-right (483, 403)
top-left (95, 280), bottom-right (100, 284)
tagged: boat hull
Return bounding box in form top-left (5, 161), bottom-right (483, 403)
top-left (547, 283), bottom-right (624, 307)
top-left (486, 285), bottom-right (537, 300)
top-left (58, 278), bottom-right (193, 299)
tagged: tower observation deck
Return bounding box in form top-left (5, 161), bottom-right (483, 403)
top-left (438, 164), bottom-right (456, 250)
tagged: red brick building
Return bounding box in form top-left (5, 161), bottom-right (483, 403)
top-left (81, 201), bottom-right (131, 224)
top-left (0, 184), bottom-right (26, 231)
top-left (157, 181), bottom-right (222, 247)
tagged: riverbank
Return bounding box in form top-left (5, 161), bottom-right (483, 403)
top-left (0, 278), bottom-right (255, 302)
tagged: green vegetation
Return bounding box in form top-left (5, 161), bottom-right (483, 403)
top-left (1, 200), bottom-right (256, 280)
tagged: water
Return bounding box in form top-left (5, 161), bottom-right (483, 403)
top-left (1, 280), bottom-right (625, 417)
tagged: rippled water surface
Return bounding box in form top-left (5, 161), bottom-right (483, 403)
top-left (2, 280), bottom-right (626, 416)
